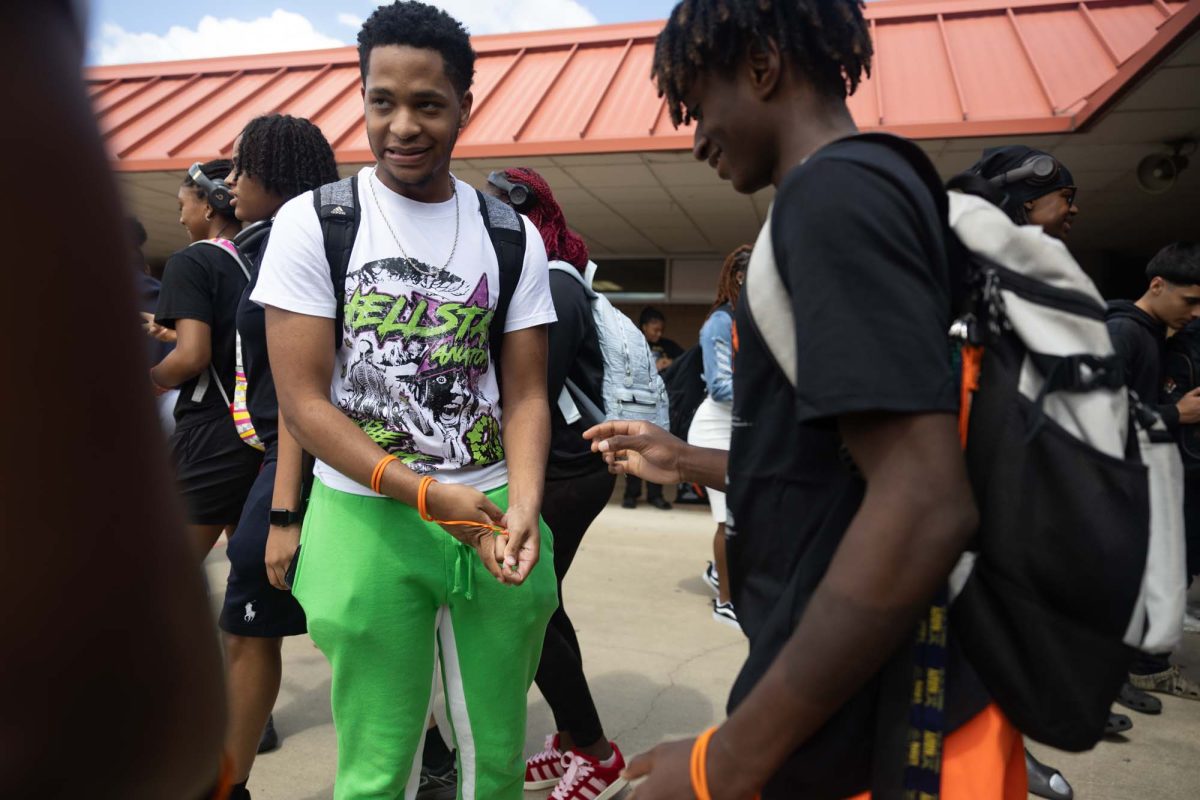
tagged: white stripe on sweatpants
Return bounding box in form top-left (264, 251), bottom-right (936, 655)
top-left (405, 608), bottom-right (444, 800)
top-left (439, 610), bottom-right (477, 799)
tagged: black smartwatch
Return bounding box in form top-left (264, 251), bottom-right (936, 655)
top-left (269, 508), bottom-right (303, 527)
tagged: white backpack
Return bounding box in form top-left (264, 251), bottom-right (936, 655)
top-left (550, 260), bottom-right (670, 429)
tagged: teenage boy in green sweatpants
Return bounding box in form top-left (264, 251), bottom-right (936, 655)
top-left (253, 3), bottom-right (558, 797)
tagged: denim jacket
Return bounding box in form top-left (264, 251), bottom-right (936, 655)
top-left (699, 305), bottom-right (734, 403)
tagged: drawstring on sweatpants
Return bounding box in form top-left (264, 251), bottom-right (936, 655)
top-left (451, 542), bottom-right (476, 600)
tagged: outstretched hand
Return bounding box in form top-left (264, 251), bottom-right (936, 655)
top-left (583, 420), bottom-right (687, 485)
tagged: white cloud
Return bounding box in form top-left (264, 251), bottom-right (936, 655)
top-left (89, 2), bottom-right (602, 66)
top-left (419, 0), bottom-right (598, 35)
top-left (91, 9), bottom-right (345, 65)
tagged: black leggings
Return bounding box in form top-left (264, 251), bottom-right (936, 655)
top-left (535, 467), bottom-right (617, 747)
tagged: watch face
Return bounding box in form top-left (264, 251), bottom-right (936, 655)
top-left (270, 509), bottom-right (299, 526)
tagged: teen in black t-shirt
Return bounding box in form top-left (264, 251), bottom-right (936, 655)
top-left (586, 3), bottom-right (1015, 798)
top-left (215, 114), bottom-right (339, 799)
top-left (151, 159), bottom-right (261, 555)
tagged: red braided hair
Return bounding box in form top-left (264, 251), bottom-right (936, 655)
top-left (502, 167), bottom-right (589, 271)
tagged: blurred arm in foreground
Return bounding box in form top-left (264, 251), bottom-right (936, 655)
top-left (0, 5), bottom-right (226, 798)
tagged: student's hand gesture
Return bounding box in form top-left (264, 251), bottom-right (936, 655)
top-left (625, 731), bottom-right (758, 800)
top-left (265, 524), bottom-right (301, 591)
top-left (1178, 387), bottom-right (1200, 425)
top-left (497, 504), bottom-right (540, 585)
top-left (141, 312), bottom-right (177, 343)
top-left (426, 481), bottom-right (508, 581)
top-left (584, 420), bottom-right (685, 485)
top-left (624, 738), bottom-right (694, 800)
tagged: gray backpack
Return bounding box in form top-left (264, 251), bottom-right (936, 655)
top-left (550, 260), bottom-right (670, 429)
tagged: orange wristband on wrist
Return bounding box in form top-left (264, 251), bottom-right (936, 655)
top-left (691, 726), bottom-right (717, 800)
top-left (417, 475), bottom-right (436, 521)
top-left (206, 751), bottom-right (234, 800)
top-left (416, 474), bottom-right (508, 536)
top-left (370, 454), bottom-right (398, 495)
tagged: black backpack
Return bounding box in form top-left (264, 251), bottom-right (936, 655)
top-left (311, 176), bottom-right (525, 370)
top-left (660, 344), bottom-right (706, 439)
top-left (744, 133), bottom-right (1173, 761)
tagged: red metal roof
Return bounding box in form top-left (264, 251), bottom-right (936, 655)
top-left (87, 0), bottom-right (1200, 172)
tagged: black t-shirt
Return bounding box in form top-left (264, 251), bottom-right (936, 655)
top-left (155, 241), bottom-right (248, 430)
top-left (726, 138), bottom-right (986, 796)
top-left (235, 223), bottom-right (278, 452)
top-left (546, 268), bottom-right (606, 480)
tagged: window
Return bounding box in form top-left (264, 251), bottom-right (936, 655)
top-left (591, 258), bottom-right (667, 301)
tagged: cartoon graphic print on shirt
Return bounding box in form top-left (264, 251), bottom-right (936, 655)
top-left (338, 257), bottom-right (504, 474)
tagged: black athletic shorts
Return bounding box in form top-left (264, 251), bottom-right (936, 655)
top-left (219, 458), bottom-right (307, 637)
top-left (169, 414), bottom-right (263, 525)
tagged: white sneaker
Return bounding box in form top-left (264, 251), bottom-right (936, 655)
top-left (702, 561), bottom-right (720, 594)
top-left (712, 599), bottom-right (740, 630)
top-left (1184, 611), bottom-right (1200, 634)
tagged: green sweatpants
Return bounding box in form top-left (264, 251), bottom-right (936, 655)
top-left (293, 479), bottom-right (558, 799)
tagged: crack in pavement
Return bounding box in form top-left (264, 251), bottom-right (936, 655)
top-left (611, 638), bottom-right (743, 741)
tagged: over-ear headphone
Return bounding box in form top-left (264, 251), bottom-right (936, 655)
top-left (487, 171), bottom-right (535, 213)
top-left (987, 154), bottom-right (1060, 189)
top-left (188, 161), bottom-right (235, 217)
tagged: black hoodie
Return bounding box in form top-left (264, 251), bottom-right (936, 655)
top-left (1105, 299), bottom-right (1180, 432)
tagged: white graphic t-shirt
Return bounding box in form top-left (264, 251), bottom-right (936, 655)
top-left (252, 168), bottom-right (555, 496)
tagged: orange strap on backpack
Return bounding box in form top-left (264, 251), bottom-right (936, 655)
top-left (959, 344), bottom-right (984, 448)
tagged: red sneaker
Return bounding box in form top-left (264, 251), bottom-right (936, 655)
top-left (549, 743), bottom-right (627, 800)
top-left (524, 734), bottom-right (567, 790)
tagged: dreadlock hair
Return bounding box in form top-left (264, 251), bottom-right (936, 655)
top-left (652, 0), bottom-right (873, 127)
top-left (500, 167), bottom-right (589, 271)
top-left (357, 1), bottom-right (476, 97)
top-left (233, 114), bottom-right (339, 201)
top-left (181, 158), bottom-right (236, 220)
top-left (711, 244), bottom-right (752, 314)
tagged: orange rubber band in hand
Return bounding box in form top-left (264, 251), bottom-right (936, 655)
top-left (417, 475), bottom-right (508, 535)
top-left (371, 454), bottom-right (398, 494)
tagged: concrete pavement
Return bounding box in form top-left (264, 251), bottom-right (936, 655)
top-left (204, 495), bottom-right (1200, 799)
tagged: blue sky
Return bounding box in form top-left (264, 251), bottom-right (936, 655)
top-left (86, 1), bottom-right (682, 65)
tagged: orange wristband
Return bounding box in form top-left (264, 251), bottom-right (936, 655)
top-left (691, 726), bottom-right (717, 800)
top-left (417, 475), bottom-right (436, 521)
top-left (207, 751), bottom-right (234, 800)
top-left (371, 454), bottom-right (398, 495)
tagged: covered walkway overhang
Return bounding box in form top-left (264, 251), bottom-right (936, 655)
top-left (88, 0), bottom-right (1200, 294)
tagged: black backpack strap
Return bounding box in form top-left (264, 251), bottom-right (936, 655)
top-left (476, 188), bottom-right (526, 385)
top-left (313, 176), bottom-right (360, 350)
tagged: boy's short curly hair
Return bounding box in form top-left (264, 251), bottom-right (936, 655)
top-left (357, 1), bottom-right (476, 97)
